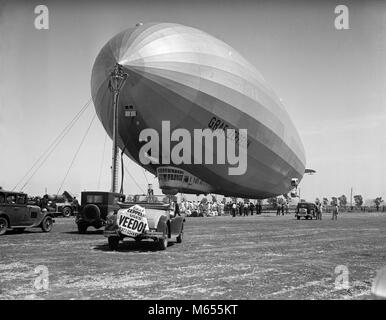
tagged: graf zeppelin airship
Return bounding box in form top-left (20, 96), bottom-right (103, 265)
top-left (91, 22), bottom-right (306, 199)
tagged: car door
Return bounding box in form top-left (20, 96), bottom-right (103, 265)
top-left (5, 194), bottom-right (27, 226)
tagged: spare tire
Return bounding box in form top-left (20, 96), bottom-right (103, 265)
top-left (82, 204), bottom-right (101, 222)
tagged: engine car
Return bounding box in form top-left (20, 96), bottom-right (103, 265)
top-left (104, 195), bottom-right (185, 250)
top-left (75, 191), bottom-right (125, 233)
top-left (0, 189), bottom-right (55, 235)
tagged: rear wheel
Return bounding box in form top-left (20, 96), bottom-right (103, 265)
top-left (158, 225), bottom-right (169, 250)
top-left (108, 236), bottom-right (120, 250)
top-left (77, 224), bottom-right (88, 234)
top-left (41, 216), bottom-right (53, 232)
top-left (0, 217), bottom-right (8, 235)
top-left (62, 206), bottom-right (72, 217)
top-left (176, 226), bottom-right (183, 243)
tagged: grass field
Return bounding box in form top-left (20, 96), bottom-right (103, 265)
top-left (0, 211), bottom-right (385, 300)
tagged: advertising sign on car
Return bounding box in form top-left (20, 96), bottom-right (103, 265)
top-left (117, 205), bottom-right (149, 237)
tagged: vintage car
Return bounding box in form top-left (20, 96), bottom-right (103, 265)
top-left (75, 191), bottom-right (125, 233)
top-left (295, 202), bottom-right (317, 220)
top-left (0, 189), bottom-right (55, 235)
top-left (104, 194), bottom-right (185, 250)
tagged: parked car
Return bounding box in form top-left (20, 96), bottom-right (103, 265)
top-left (75, 191), bottom-right (125, 233)
top-left (0, 189), bottom-right (55, 235)
top-left (295, 202), bottom-right (317, 220)
top-left (104, 194), bottom-right (185, 250)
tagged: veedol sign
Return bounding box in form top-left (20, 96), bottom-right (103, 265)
top-left (117, 205), bottom-right (149, 237)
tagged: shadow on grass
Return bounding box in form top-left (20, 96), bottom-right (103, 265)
top-left (93, 239), bottom-right (175, 252)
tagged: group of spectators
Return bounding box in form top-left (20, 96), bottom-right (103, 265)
top-left (230, 201), bottom-right (262, 217)
top-left (276, 202), bottom-right (290, 216)
top-left (180, 200), bottom-right (225, 217)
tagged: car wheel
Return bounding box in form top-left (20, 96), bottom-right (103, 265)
top-left (14, 228), bottom-right (25, 233)
top-left (41, 216), bottom-right (53, 232)
top-left (176, 226), bottom-right (183, 243)
top-left (62, 207), bottom-right (72, 217)
top-left (77, 224), bottom-right (88, 234)
top-left (0, 217), bottom-right (8, 235)
top-left (158, 225), bottom-right (169, 250)
top-left (108, 236), bottom-right (120, 250)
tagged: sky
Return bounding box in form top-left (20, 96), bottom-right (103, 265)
top-left (0, 0), bottom-right (385, 203)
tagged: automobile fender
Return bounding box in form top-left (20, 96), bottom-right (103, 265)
top-left (170, 216), bottom-right (185, 236)
top-left (156, 215), bottom-right (170, 238)
top-left (37, 211), bottom-right (55, 227)
top-left (0, 213), bottom-right (10, 226)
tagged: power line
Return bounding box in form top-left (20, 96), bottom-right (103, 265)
top-left (15, 99), bottom-right (92, 192)
top-left (57, 113), bottom-right (97, 194)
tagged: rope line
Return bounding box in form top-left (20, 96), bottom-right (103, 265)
top-left (56, 113), bottom-right (97, 194)
top-left (16, 99), bottom-right (92, 192)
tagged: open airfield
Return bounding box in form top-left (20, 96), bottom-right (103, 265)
top-left (0, 211), bottom-right (385, 300)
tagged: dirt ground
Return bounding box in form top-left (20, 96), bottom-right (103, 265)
top-left (0, 211), bottom-right (385, 300)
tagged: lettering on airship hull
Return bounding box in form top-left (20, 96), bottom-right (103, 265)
top-left (208, 116), bottom-right (251, 147)
top-left (138, 121), bottom-right (248, 176)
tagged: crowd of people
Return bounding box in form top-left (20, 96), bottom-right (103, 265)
top-left (230, 201), bottom-right (262, 217)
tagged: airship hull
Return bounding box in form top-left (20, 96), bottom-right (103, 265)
top-left (91, 23), bottom-right (306, 198)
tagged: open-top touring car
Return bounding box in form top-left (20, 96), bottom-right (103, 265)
top-left (104, 194), bottom-right (185, 250)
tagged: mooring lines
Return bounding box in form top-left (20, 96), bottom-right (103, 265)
top-left (16, 99), bottom-right (92, 192)
top-left (56, 112), bottom-right (97, 195)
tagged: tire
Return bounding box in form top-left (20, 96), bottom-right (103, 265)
top-left (62, 206), bottom-right (72, 217)
top-left (77, 224), bottom-right (88, 234)
top-left (158, 225), bottom-right (169, 250)
top-left (108, 236), bottom-right (120, 250)
top-left (41, 216), bottom-right (53, 232)
top-left (14, 228), bottom-right (25, 233)
top-left (0, 217), bottom-right (8, 235)
top-left (176, 225), bottom-right (183, 243)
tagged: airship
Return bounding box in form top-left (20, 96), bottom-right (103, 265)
top-left (91, 22), bottom-right (306, 199)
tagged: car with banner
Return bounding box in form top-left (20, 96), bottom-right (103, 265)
top-left (295, 202), bottom-right (317, 220)
top-left (0, 188), bottom-right (55, 235)
top-left (75, 191), bottom-right (125, 233)
top-left (104, 194), bottom-right (185, 250)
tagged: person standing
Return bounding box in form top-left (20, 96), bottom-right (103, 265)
top-left (281, 203), bottom-right (285, 216)
top-left (243, 202), bottom-right (248, 216)
top-left (249, 202), bottom-right (254, 216)
top-left (232, 202), bottom-right (236, 217)
top-left (257, 202), bottom-right (262, 215)
top-left (332, 204), bottom-right (339, 220)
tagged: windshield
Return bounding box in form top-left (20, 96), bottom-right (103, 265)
top-left (129, 195), bottom-right (170, 204)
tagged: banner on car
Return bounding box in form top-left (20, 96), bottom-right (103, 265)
top-left (117, 205), bottom-right (149, 237)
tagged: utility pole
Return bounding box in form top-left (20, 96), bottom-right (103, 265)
top-left (109, 63), bottom-right (128, 193)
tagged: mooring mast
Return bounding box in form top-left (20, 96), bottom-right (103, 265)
top-left (109, 63), bottom-right (128, 193)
